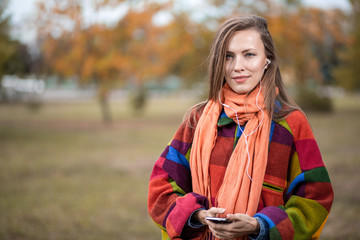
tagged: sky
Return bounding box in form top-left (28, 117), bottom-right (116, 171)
top-left (4, 0), bottom-right (352, 44)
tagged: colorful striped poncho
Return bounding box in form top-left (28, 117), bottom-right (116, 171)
top-left (148, 108), bottom-right (333, 240)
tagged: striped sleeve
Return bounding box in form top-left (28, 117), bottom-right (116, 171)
top-left (148, 113), bottom-right (209, 239)
top-left (255, 110), bottom-right (334, 239)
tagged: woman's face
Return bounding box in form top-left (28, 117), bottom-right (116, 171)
top-left (224, 29), bottom-right (268, 94)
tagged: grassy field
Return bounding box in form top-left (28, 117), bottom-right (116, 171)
top-left (0, 94), bottom-right (359, 239)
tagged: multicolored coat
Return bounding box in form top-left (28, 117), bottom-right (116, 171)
top-left (148, 108), bottom-right (334, 240)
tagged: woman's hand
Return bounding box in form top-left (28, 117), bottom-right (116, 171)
top-left (192, 207), bottom-right (227, 225)
top-left (207, 213), bottom-right (260, 240)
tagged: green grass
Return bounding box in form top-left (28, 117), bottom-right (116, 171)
top-left (0, 94), bottom-right (359, 239)
top-left (0, 96), bottom-right (196, 240)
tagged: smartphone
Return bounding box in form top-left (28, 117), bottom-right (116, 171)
top-left (205, 217), bottom-right (232, 224)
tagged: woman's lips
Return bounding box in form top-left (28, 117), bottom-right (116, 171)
top-left (233, 76), bottom-right (250, 83)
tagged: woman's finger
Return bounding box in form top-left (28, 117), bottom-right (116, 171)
top-left (208, 207), bottom-right (226, 216)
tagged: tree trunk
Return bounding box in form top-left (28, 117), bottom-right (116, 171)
top-left (99, 93), bottom-right (112, 124)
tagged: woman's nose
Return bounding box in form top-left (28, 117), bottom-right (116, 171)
top-left (233, 57), bottom-right (244, 72)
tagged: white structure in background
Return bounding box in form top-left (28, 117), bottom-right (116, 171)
top-left (1, 75), bottom-right (45, 102)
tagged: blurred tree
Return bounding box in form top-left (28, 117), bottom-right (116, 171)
top-left (268, 7), bottom-right (347, 86)
top-left (0, 4), bottom-right (14, 79)
top-left (165, 13), bottom-right (213, 87)
top-left (33, 0), bottom-right (355, 118)
top-left (283, 0), bottom-right (302, 8)
top-left (267, 6), bottom-right (347, 111)
top-left (333, 0), bottom-right (360, 91)
top-left (36, 0), bottom-right (199, 122)
top-left (36, 0), bottom-right (119, 122)
top-left (0, 3), bottom-right (31, 79)
top-left (268, 13), bottom-right (310, 85)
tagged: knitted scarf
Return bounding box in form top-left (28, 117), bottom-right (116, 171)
top-left (190, 83), bottom-right (271, 225)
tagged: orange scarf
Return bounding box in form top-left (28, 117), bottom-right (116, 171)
top-left (190, 83), bottom-right (271, 237)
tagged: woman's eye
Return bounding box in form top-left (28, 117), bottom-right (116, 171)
top-left (225, 54), bottom-right (234, 60)
top-left (245, 52), bottom-right (256, 57)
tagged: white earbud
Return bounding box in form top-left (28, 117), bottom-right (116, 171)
top-left (264, 59), bottom-right (271, 69)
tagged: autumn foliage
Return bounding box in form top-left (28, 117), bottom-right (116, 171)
top-left (30, 0), bottom-right (359, 119)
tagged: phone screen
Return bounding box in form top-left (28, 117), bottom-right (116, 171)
top-left (205, 217), bottom-right (232, 224)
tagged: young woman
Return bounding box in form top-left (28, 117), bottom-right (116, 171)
top-left (148, 15), bottom-right (333, 240)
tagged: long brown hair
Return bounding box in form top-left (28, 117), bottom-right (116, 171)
top-left (184, 15), bottom-right (300, 126)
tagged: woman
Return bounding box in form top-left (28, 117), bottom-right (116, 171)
top-left (148, 15), bottom-right (333, 240)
